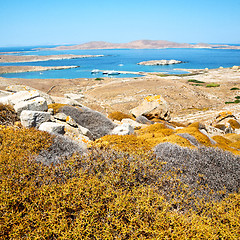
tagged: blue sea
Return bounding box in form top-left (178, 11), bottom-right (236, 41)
top-left (0, 46), bottom-right (240, 79)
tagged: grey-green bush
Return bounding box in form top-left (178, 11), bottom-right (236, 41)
top-left (154, 143), bottom-right (240, 200)
top-left (59, 105), bottom-right (116, 139)
top-left (35, 134), bottom-right (84, 165)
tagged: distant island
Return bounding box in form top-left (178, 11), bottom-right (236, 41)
top-left (40, 40), bottom-right (240, 50)
top-left (0, 54), bottom-right (103, 63)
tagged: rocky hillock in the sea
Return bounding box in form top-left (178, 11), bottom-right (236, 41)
top-left (0, 85), bottom-right (239, 239)
top-left (138, 59), bottom-right (183, 65)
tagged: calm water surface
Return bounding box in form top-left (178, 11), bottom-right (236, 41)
top-left (0, 47), bottom-right (240, 79)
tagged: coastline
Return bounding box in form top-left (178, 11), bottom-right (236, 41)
top-left (0, 54), bottom-right (103, 63)
top-left (0, 65), bottom-right (80, 74)
top-left (1, 66), bottom-right (240, 125)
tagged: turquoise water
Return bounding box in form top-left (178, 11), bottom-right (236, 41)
top-left (0, 47), bottom-right (240, 79)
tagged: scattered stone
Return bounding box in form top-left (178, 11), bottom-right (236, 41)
top-left (77, 124), bottom-right (94, 140)
top-left (111, 123), bottom-right (134, 135)
top-left (39, 122), bottom-right (65, 135)
top-left (55, 119), bottom-right (94, 141)
top-left (207, 126), bottom-right (225, 136)
top-left (121, 118), bottom-right (146, 129)
top-left (66, 115), bottom-right (78, 127)
top-left (20, 110), bottom-right (51, 128)
top-left (14, 97), bottom-right (48, 115)
top-left (54, 112), bottom-right (68, 121)
top-left (48, 108), bottom-right (54, 115)
top-left (136, 115), bottom-right (154, 125)
top-left (232, 66), bottom-right (240, 70)
top-left (130, 95), bottom-right (170, 121)
top-left (52, 96), bottom-right (82, 106)
top-left (64, 93), bottom-right (84, 100)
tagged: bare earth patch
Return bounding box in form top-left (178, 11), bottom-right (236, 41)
top-left (0, 67), bottom-right (240, 124)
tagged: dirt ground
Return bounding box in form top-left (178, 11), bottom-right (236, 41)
top-left (1, 67), bottom-right (240, 124)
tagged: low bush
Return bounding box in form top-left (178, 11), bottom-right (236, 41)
top-left (108, 111), bottom-right (133, 121)
top-left (225, 100), bottom-right (240, 104)
top-left (206, 83), bottom-right (220, 87)
top-left (95, 77), bottom-right (104, 81)
top-left (188, 79), bottom-right (205, 84)
top-left (0, 103), bottom-right (19, 126)
top-left (230, 87), bottom-right (240, 90)
top-left (48, 103), bottom-right (67, 114)
top-left (1, 137), bottom-right (240, 239)
top-left (154, 143), bottom-right (240, 199)
top-left (35, 134), bottom-right (84, 165)
top-left (59, 105), bottom-right (116, 139)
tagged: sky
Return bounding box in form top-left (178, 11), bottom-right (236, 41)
top-left (0, 0), bottom-right (240, 47)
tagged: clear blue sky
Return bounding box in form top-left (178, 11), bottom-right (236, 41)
top-left (1, 0), bottom-right (240, 47)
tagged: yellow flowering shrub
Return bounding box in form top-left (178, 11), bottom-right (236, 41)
top-left (108, 111), bottom-right (134, 121)
top-left (228, 119), bottom-right (240, 129)
top-left (93, 134), bottom-right (152, 154)
top-left (48, 103), bottom-right (67, 114)
top-left (225, 133), bottom-right (240, 142)
top-left (0, 103), bottom-right (19, 126)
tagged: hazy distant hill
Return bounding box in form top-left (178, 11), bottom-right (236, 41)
top-left (42, 40), bottom-right (240, 50)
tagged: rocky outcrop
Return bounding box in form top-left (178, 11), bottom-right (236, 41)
top-left (0, 90), bottom-right (48, 115)
top-left (14, 97), bottom-right (48, 115)
top-left (6, 85), bottom-right (54, 104)
top-left (138, 60), bottom-right (183, 66)
top-left (39, 122), bottom-right (65, 135)
top-left (130, 95), bottom-right (170, 121)
top-left (20, 110), bottom-right (51, 128)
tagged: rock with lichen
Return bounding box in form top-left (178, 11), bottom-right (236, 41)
top-left (130, 95), bottom-right (170, 121)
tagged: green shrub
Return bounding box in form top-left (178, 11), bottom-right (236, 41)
top-left (188, 79), bottom-right (205, 84)
top-left (230, 87), bottom-right (240, 90)
top-left (225, 99), bottom-right (240, 104)
top-left (206, 83), bottom-right (220, 87)
top-left (95, 77), bottom-right (104, 81)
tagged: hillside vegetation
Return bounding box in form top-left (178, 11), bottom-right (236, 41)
top-left (0, 104), bottom-right (239, 239)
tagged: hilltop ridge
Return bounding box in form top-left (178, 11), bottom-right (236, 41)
top-left (41, 40), bottom-right (240, 50)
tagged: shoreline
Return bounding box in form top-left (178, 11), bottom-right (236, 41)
top-left (0, 54), bottom-right (104, 63)
top-left (0, 66), bottom-right (240, 125)
top-left (0, 65), bottom-right (80, 74)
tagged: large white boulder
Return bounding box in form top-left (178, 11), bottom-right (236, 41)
top-left (130, 95), bottom-right (170, 121)
top-left (8, 90), bottom-right (40, 105)
top-left (0, 90), bottom-right (40, 106)
top-left (39, 122), bottom-right (65, 135)
top-left (14, 97), bottom-right (48, 114)
top-left (6, 85), bottom-right (54, 104)
top-left (20, 110), bottom-right (51, 128)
